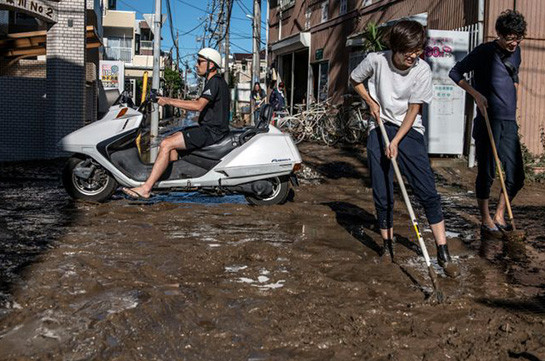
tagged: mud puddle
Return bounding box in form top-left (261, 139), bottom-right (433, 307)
top-left (0, 145), bottom-right (545, 360)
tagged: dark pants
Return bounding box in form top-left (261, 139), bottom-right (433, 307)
top-left (367, 124), bottom-right (444, 230)
top-left (473, 117), bottom-right (525, 200)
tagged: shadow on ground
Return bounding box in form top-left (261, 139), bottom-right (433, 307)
top-left (0, 159), bottom-right (77, 313)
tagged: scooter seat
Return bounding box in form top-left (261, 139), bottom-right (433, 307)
top-left (190, 129), bottom-right (246, 160)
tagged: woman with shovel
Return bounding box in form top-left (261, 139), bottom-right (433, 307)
top-left (449, 10), bottom-right (527, 240)
top-left (350, 20), bottom-right (459, 278)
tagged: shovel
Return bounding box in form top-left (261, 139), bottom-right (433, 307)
top-left (481, 109), bottom-right (527, 245)
top-left (376, 119), bottom-right (444, 303)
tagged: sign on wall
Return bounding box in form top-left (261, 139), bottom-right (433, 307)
top-left (99, 61), bottom-right (125, 93)
top-left (423, 30), bottom-right (469, 155)
top-left (0, 0), bottom-right (57, 23)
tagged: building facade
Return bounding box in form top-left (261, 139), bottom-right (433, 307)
top-left (102, 4), bottom-right (168, 104)
top-left (0, 0), bottom-right (103, 161)
top-left (268, 0), bottom-right (545, 155)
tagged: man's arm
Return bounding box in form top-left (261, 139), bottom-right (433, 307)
top-left (449, 45), bottom-right (488, 114)
top-left (455, 79), bottom-right (488, 114)
top-left (158, 97), bottom-right (209, 112)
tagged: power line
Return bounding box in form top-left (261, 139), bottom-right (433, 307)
top-left (117, 0), bottom-right (206, 37)
top-left (165, 0), bottom-right (180, 69)
top-left (173, 0), bottom-right (210, 13)
top-left (230, 41), bottom-right (251, 53)
top-left (234, 0), bottom-right (267, 27)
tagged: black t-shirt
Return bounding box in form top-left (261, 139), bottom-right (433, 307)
top-left (449, 41), bottom-right (521, 121)
top-left (199, 74), bottom-right (230, 141)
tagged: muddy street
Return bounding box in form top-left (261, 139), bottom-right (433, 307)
top-left (1, 143), bottom-right (544, 360)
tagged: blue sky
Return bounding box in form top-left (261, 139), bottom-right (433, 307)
top-left (116, 0), bottom-right (268, 64)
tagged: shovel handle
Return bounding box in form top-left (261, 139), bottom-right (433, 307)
top-left (376, 119), bottom-right (433, 268)
top-left (482, 109), bottom-right (516, 230)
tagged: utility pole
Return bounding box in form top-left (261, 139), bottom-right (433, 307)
top-left (264, 0), bottom-right (269, 86)
top-left (250, 0), bottom-right (261, 124)
top-left (184, 61), bottom-right (189, 98)
top-left (151, 0), bottom-right (163, 161)
top-left (224, 0), bottom-right (232, 83)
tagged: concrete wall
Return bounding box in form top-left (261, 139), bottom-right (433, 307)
top-left (0, 77), bottom-right (47, 161)
top-left (45, 0), bottom-right (87, 159)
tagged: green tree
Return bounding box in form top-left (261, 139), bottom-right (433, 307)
top-left (163, 67), bottom-right (183, 97)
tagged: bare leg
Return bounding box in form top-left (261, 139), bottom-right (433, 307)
top-left (477, 198), bottom-right (496, 229)
top-left (125, 132), bottom-right (186, 198)
top-left (430, 220), bottom-right (447, 246)
top-left (493, 191), bottom-right (507, 226)
top-left (380, 228), bottom-right (394, 240)
top-left (169, 149), bottom-right (179, 162)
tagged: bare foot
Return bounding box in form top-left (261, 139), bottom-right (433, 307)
top-left (122, 187), bottom-right (151, 199)
top-left (493, 216), bottom-right (507, 227)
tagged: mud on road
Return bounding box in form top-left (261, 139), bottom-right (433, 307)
top-left (0, 143), bottom-right (544, 360)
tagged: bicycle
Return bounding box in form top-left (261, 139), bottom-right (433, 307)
top-left (338, 97), bottom-right (370, 144)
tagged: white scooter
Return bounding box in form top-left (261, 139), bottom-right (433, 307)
top-left (58, 91), bottom-right (302, 205)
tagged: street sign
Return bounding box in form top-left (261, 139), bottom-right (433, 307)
top-left (315, 48), bottom-right (323, 61)
top-left (0, 0), bottom-right (57, 23)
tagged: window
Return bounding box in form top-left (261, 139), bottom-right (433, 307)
top-left (348, 51), bottom-right (365, 86)
top-left (279, 0), bottom-right (295, 10)
top-left (305, 7), bottom-right (312, 30)
top-left (321, 1), bottom-right (328, 23)
top-left (340, 0), bottom-right (347, 15)
top-left (104, 36), bottom-right (132, 62)
top-left (318, 62), bottom-right (329, 102)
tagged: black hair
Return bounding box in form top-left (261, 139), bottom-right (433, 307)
top-left (495, 9), bottom-right (527, 37)
top-left (387, 20), bottom-right (426, 54)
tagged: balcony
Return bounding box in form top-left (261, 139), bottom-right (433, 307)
top-left (140, 40), bottom-right (153, 50)
top-left (104, 47), bottom-right (132, 62)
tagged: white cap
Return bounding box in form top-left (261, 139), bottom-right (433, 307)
top-left (197, 48), bottom-right (222, 69)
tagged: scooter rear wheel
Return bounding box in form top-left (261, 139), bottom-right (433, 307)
top-left (63, 156), bottom-right (118, 202)
top-left (245, 176), bottom-right (290, 206)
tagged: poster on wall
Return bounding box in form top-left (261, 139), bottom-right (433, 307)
top-left (99, 61), bottom-right (125, 93)
top-left (423, 30), bottom-right (469, 155)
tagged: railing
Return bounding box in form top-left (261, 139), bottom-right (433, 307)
top-left (104, 47), bottom-right (132, 63)
top-left (140, 40), bottom-right (153, 49)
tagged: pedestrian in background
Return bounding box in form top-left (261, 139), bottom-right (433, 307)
top-left (449, 9), bottom-right (527, 238)
top-left (251, 82), bottom-right (266, 123)
top-left (269, 81), bottom-right (286, 111)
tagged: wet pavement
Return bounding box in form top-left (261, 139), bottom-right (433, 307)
top-left (0, 143), bottom-right (545, 360)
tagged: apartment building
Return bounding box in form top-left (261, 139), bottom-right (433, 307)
top-left (268, 0), bottom-right (545, 155)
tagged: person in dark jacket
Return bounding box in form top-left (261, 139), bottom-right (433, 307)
top-left (449, 9), bottom-right (527, 238)
top-left (269, 81), bottom-right (286, 111)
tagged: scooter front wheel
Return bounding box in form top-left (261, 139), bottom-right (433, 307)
top-left (63, 156), bottom-right (118, 202)
top-left (245, 176), bottom-right (291, 206)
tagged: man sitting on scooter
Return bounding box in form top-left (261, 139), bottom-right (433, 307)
top-left (123, 48), bottom-right (230, 199)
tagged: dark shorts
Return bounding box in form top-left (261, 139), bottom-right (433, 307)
top-left (181, 126), bottom-right (218, 151)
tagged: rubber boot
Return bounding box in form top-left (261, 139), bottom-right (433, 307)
top-left (381, 238), bottom-right (395, 263)
top-left (437, 244), bottom-right (460, 278)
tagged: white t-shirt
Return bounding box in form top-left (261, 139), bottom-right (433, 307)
top-left (350, 50), bottom-right (433, 134)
